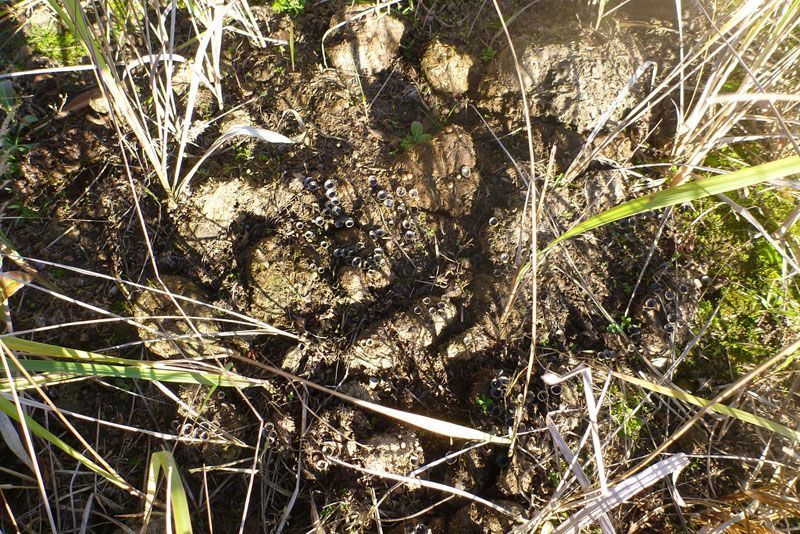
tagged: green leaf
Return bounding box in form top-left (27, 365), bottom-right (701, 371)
top-left (143, 451), bottom-right (193, 534)
top-left (0, 373), bottom-right (85, 393)
top-left (547, 155), bottom-right (800, 252)
top-left (0, 80), bottom-right (16, 112)
top-left (410, 121), bottom-right (424, 138)
top-left (15, 360), bottom-right (259, 389)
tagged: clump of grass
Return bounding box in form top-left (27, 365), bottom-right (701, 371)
top-left (29, 0), bottom-right (290, 201)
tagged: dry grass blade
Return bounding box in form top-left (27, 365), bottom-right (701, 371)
top-left (0, 271), bottom-right (32, 301)
top-left (0, 411), bottom-right (32, 470)
top-left (177, 124), bottom-right (297, 194)
top-left (545, 417), bottom-right (615, 534)
top-left (12, 394), bottom-right (238, 446)
top-left (490, 0), bottom-right (539, 449)
top-left (171, 3), bottom-right (229, 189)
top-left (0, 233), bottom-right (38, 276)
top-left (551, 454), bottom-right (689, 534)
top-left (542, 367), bottom-right (609, 494)
top-left (594, 0), bottom-right (608, 29)
top-left (13, 256), bottom-right (296, 338)
top-left (230, 354), bottom-right (512, 444)
top-left (327, 456), bottom-right (522, 521)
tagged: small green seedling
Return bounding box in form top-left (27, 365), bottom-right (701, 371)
top-left (234, 143), bottom-right (254, 162)
top-left (608, 315), bottom-right (634, 335)
top-left (476, 393), bottom-right (493, 414)
top-left (399, 0), bottom-right (415, 15)
top-left (401, 121), bottom-right (432, 150)
top-left (480, 46), bottom-right (496, 63)
top-left (272, 0), bottom-right (305, 16)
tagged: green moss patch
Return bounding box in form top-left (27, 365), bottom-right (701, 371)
top-left (682, 188), bottom-right (799, 377)
top-left (25, 16), bottom-right (83, 65)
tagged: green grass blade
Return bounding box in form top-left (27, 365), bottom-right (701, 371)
top-left (610, 369), bottom-right (800, 442)
top-left (16, 360), bottom-right (260, 389)
top-left (503, 156), bottom-right (800, 321)
top-left (6, 338), bottom-right (511, 444)
top-left (2, 336), bottom-right (139, 365)
top-left (143, 451), bottom-right (193, 534)
top-left (546, 155), bottom-right (800, 252)
top-left (0, 374), bottom-right (85, 393)
top-left (0, 394), bottom-right (131, 490)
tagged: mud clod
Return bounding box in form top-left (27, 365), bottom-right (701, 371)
top-left (444, 447), bottom-right (492, 492)
top-left (17, 128), bottom-right (107, 199)
top-left (175, 177), bottom-right (299, 266)
top-left (132, 274), bottom-right (219, 358)
top-left (441, 325), bottom-right (494, 360)
top-left (449, 501), bottom-right (524, 533)
top-left (488, 23), bottom-right (645, 132)
top-left (246, 236), bottom-right (332, 329)
top-left (421, 40), bottom-right (476, 96)
top-left (347, 324), bottom-right (397, 371)
top-left (345, 298), bottom-right (457, 372)
top-left (395, 125), bottom-right (479, 216)
top-left (362, 432), bottom-right (423, 474)
top-left (337, 266), bottom-right (371, 304)
top-left (328, 6), bottom-right (406, 76)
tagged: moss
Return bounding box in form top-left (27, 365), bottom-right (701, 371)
top-left (25, 18), bottom-right (83, 65)
top-left (608, 385), bottom-right (645, 440)
top-left (681, 187), bottom-right (800, 376)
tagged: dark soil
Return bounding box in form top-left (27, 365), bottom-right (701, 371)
top-left (2, 0), bottom-right (787, 532)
